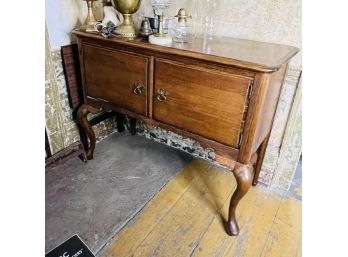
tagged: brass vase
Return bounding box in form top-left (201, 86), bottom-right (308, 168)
top-left (111, 0), bottom-right (142, 38)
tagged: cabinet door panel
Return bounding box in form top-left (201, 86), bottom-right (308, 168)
top-left (154, 59), bottom-right (251, 147)
top-left (83, 44), bottom-right (148, 115)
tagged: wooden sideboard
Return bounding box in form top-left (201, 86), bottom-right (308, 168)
top-left (73, 30), bottom-right (299, 236)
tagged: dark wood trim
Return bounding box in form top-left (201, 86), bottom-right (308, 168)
top-left (116, 113), bottom-right (125, 132)
top-left (128, 117), bottom-right (137, 135)
top-left (90, 111), bottom-right (116, 126)
top-left (45, 141), bottom-right (86, 170)
top-left (148, 56), bottom-right (154, 119)
top-left (45, 128), bottom-right (52, 159)
top-left (61, 44), bottom-right (84, 112)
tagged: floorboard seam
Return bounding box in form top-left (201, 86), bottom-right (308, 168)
top-left (188, 216), bottom-right (216, 257)
top-left (214, 191), bottom-right (235, 257)
top-left (258, 196), bottom-right (283, 257)
top-left (189, 184), bottom-right (236, 257)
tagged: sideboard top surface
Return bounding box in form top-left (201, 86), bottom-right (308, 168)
top-left (73, 30), bottom-right (299, 73)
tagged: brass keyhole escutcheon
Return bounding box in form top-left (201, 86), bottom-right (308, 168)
top-left (133, 82), bottom-right (144, 95)
top-left (156, 88), bottom-right (167, 102)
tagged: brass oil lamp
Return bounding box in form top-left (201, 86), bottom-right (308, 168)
top-left (173, 8), bottom-right (192, 43)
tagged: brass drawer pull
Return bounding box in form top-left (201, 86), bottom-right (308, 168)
top-left (133, 82), bottom-right (144, 95)
top-left (156, 89), bottom-right (167, 102)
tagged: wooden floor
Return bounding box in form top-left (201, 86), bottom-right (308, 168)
top-left (101, 160), bottom-right (301, 257)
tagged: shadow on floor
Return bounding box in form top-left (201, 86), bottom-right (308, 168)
top-left (45, 132), bottom-right (192, 254)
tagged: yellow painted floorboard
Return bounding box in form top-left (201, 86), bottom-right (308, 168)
top-left (220, 188), bottom-right (282, 257)
top-left (102, 160), bottom-right (302, 257)
top-left (105, 160), bottom-right (210, 257)
top-left (260, 197), bottom-right (302, 257)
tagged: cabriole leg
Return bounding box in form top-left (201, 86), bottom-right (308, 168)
top-left (77, 104), bottom-right (101, 160)
top-left (227, 163), bottom-right (254, 236)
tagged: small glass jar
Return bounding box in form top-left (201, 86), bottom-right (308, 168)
top-left (172, 8), bottom-right (193, 43)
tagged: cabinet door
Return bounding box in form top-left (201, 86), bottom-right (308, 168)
top-left (153, 59), bottom-right (252, 147)
top-left (82, 44), bottom-right (148, 116)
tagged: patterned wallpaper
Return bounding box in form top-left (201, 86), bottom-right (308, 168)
top-left (45, 26), bottom-right (117, 155)
top-left (138, 0), bottom-right (301, 68)
top-left (270, 75), bottom-right (302, 190)
top-left (45, 0), bottom-right (302, 189)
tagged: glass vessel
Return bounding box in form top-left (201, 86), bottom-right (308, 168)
top-left (173, 8), bottom-right (193, 43)
top-left (193, 0), bottom-right (216, 39)
top-left (151, 0), bottom-right (171, 36)
top-left (148, 0), bottom-right (172, 45)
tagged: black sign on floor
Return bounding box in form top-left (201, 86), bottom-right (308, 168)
top-left (46, 235), bottom-right (95, 257)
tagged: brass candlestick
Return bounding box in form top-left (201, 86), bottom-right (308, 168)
top-left (111, 0), bottom-right (142, 38)
top-left (148, 0), bottom-right (172, 45)
top-left (156, 15), bottom-right (165, 37)
top-left (81, 0), bottom-right (98, 32)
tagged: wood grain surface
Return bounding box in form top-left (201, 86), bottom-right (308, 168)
top-left (83, 44), bottom-right (148, 116)
top-left (153, 59), bottom-right (251, 147)
top-left (73, 30), bottom-right (299, 73)
top-left (101, 160), bottom-right (301, 257)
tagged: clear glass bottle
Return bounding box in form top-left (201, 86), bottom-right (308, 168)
top-left (193, 0), bottom-right (216, 39)
top-left (173, 8), bottom-right (193, 43)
